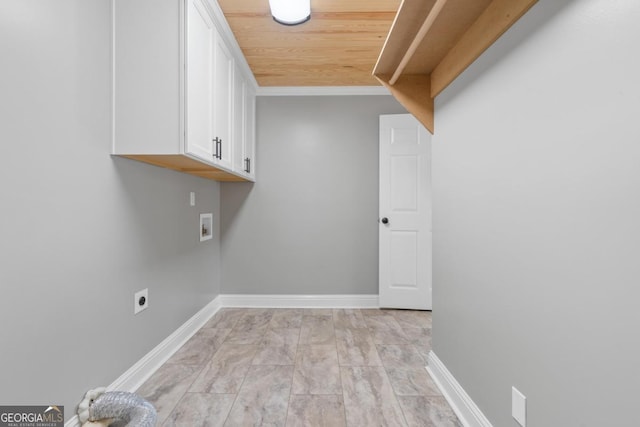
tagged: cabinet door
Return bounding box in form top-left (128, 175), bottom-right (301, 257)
top-left (212, 29), bottom-right (233, 169)
top-left (243, 87), bottom-right (256, 179)
top-left (232, 65), bottom-right (246, 174)
top-left (185, 0), bottom-right (214, 161)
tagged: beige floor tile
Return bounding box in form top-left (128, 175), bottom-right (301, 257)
top-left (335, 328), bottom-right (382, 367)
top-left (377, 345), bottom-right (426, 369)
top-left (340, 366), bottom-right (407, 427)
top-left (292, 345), bottom-right (341, 395)
top-left (285, 395), bottom-right (346, 427)
top-left (365, 315), bottom-right (404, 331)
top-left (252, 328), bottom-right (299, 365)
top-left (224, 365), bottom-right (294, 426)
top-left (333, 309), bottom-right (367, 329)
top-left (366, 314), bottom-right (412, 345)
top-left (392, 310), bottom-right (432, 329)
top-left (269, 309), bottom-right (304, 328)
top-left (261, 328), bottom-right (301, 347)
top-left (403, 327), bottom-right (432, 362)
top-left (397, 395), bottom-right (461, 427)
top-left (136, 364), bottom-right (202, 424)
top-left (162, 393), bottom-right (235, 427)
top-left (361, 308), bottom-right (397, 317)
top-left (385, 367), bottom-right (442, 396)
top-left (416, 347), bottom-right (430, 364)
top-left (402, 327), bottom-right (432, 346)
top-left (224, 328), bottom-right (267, 345)
top-left (166, 328), bottom-right (231, 366)
top-left (252, 345), bottom-right (297, 366)
top-left (203, 308), bottom-right (245, 329)
top-left (369, 328), bottom-right (412, 345)
top-left (142, 308), bottom-right (461, 427)
top-left (189, 344), bottom-right (258, 394)
top-left (304, 309), bottom-right (333, 316)
top-left (233, 309), bottom-right (274, 331)
top-left (299, 315), bottom-right (335, 345)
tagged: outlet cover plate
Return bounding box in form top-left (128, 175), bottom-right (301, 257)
top-left (512, 386), bottom-right (526, 426)
top-left (134, 288), bottom-right (149, 314)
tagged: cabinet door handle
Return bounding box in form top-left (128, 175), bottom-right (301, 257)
top-left (217, 139), bottom-right (222, 159)
top-left (212, 137), bottom-right (219, 158)
top-left (244, 157), bottom-right (251, 173)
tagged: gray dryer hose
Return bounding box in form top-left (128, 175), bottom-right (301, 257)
top-left (77, 388), bottom-right (157, 427)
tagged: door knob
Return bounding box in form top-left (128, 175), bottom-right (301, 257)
top-left (381, 217), bottom-right (389, 225)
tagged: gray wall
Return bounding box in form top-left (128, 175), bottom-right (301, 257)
top-left (221, 96), bottom-right (406, 295)
top-left (0, 1), bottom-right (221, 421)
top-left (432, 0), bottom-right (640, 425)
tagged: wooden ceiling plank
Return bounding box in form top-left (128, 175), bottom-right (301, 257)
top-left (246, 51), bottom-right (381, 63)
top-left (389, 0), bottom-right (448, 85)
top-left (225, 14), bottom-right (395, 34)
top-left (258, 71), bottom-right (381, 86)
top-left (430, 0), bottom-right (538, 97)
top-left (233, 33), bottom-right (386, 44)
top-left (217, 0), bottom-right (400, 86)
top-left (311, 0), bottom-right (401, 13)
top-left (218, 0), bottom-right (400, 14)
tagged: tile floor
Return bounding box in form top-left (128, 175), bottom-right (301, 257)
top-left (136, 308), bottom-right (461, 427)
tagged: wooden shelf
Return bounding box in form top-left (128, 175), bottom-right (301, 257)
top-left (374, 0), bottom-right (538, 133)
top-left (118, 155), bottom-right (251, 182)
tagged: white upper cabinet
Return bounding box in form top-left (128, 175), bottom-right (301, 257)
top-left (212, 30), bottom-right (234, 170)
top-left (185, 0), bottom-right (214, 161)
top-left (231, 64), bottom-right (256, 180)
top-left (243, 85), bottom-right (256, 179)
top-left (112, 0), bottom-right (257, 182)
top-left (232, 63), bottom-right (246, 174)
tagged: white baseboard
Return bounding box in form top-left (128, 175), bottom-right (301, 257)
top-left (64, 296), bottom-right (222, 427)
top-left (426, 351), bottom-right (493, 427)
top-left (220, 294), bottom-right (379, 308)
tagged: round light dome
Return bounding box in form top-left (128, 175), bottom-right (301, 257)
top-left (269, 0), bottom-right (311, 26)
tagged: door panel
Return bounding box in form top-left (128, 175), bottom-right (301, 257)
top-left (232, 65), bottom-right (246, 174)
top-left (212, 30), bottom-right (233, 169)
top-left (390, 231), bottom-right (418, 287)
top-left (243, 88), bottom-right (256, 178)
top-left (379, 114), bottom-right (432, 310)
top-left (185, 0), bottom-right (214, 161)
top-left (391, 156), bottom-right (418, 211)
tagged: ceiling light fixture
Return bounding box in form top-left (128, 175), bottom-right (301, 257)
top-left (269, 0), bottom-right (310, 26)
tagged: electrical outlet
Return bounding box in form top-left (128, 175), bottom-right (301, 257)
top-left (512, 386), bottom-right (526, 427)
top-left (190, 191), bottom-right (195, 206)
top-left (134, 288), bottom-right (149, 314)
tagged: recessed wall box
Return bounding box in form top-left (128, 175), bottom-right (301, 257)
top-left (200, 213), bottom-right (213, 241)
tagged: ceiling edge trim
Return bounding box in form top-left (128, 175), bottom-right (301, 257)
top-left (256, 86), bottom-right (391, 96)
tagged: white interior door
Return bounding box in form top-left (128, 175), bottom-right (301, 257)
top-left (379, 114), bottom-right (432, 310)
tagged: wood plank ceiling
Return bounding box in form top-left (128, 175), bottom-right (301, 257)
top-left (217, 0), bottom-right (401, 86)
